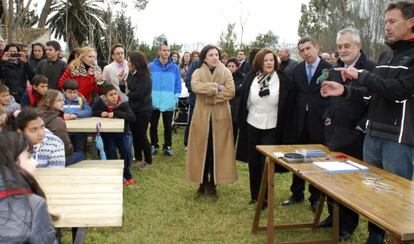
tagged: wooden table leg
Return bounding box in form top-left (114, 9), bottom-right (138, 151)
top-left (332, 201), bottom-right (339, 244)
top-left (267, 157), bottom-right (275, 244)
top-left (389, 235), bottom-right (403, 244)
top-left (73, 227), bottom-right (87, 244)
top-left (252, 157), bottom-right (269, 233)
top-left (312, 194), bottom-right (326, 228)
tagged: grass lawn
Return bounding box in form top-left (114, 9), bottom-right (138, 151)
top-left (61, 127), bottom-right (369, 243)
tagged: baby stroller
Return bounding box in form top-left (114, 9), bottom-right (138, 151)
top-left (172, 97), bottom-right (189, 132)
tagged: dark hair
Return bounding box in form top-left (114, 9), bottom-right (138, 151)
top-left (2, 43), bottom-right (20, 56)
top-left (67, 48), bottom-right (80, 65)
top-left (0, 131), bottom-right (58, 222)
top-left (63, 79), bottom-right (78, 90)
top-left (248, 48), bottom-right (260, 65)
top-left (252, 48), bottom-right (279, 73)
top-left (110, 43), bottom-right (124, 56)
top-left (179, 51), bottom-right (191, 69)
top-left (297, 37), bottom-right (318, 48)
top-left (170, 51), bottom-right (180, 60)
top-left (190, 50), bottom-right (200, 61)
top-left (102, 84), bottom-right (117, 95)
top-left (30, 43), bottom-right (46, 60)
top-left (227, 57), bottom-right (240, 67)
top-left (45, 40), bottom-right (61, 51)
top-left (158, 40), bottom-right (169, 50)
top-left (15, 108), bottom-right (42, 130)
top-left (197, 45), bottom-right (221, 69)
top-left (39, 89), bottom-right (61, 112)
top-left (0, 84), bottom-right (9, 93)
top-left (128, 51), bottom-right (149, 75)
top-left (386, 1), bottom-right (414, 32)
top-left (32, 74), bottom-right (49, 86)
top-left (237, 50), bottom-right (246, 55)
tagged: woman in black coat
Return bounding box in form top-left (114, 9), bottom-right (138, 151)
top-left (227, 57), bottom-right (245, 144)
top-left (236, 48), bottom-right (295, 205)
top-left (127, 51), bottom-right (153, 169)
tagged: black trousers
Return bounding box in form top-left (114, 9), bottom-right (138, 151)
top-left (184, 104), bottom-right (194, 147)
top-left (130, 111), bottom-right (152, 164)
top-left (203, 120), bottom-right (214, 185)
top-left (291, 112), bottom-right (320, 203)
top-left (326, 198), bottom-right (359, 233)
top-left (246, 124), bottom-right (280, 201)
top-left (150, 110), bottom-right (173, 149)
top-left (232, 123), bottom-right (239, 145)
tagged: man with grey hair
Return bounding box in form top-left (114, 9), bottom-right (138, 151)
top-left (279, 48), bottom-right (298, 80)
top-left (317, 26), bottom-right (376, 241)
top-left (321, 2), bottom-right (414, 243)
top-left (321, 52), bottom-right (332, 63)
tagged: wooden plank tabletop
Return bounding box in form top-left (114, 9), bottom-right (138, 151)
top-left (256, 144), bottom-right (414, 241)
top-left (68, 160), bottom-right (124, 169)
top-left (65, 117), bottom-right (124, 133)
top-left (36, 168), bottom-right (123, 228)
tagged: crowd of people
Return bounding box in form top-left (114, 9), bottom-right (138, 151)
top-left (0, 1), bottom-right (413, 243)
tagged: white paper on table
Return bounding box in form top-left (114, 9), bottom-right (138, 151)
top-left (312, 160), bottom-right (368, 172)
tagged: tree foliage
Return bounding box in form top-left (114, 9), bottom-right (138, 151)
top-left (248, 30), bottom-right (279, 50)
top-left (298, 0), bottom-right (388, 59)
top-left (218, 23), bottom-right (238, 56)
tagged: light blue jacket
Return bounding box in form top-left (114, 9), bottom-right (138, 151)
top-left (63, 93), bottom-right (92, 118)
top-left (149, 58), bottom-right (181, 112)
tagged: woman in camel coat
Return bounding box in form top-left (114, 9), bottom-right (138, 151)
top-left (185, 45), bottom-right (237, 197)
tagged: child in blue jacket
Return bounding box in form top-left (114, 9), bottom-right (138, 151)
top-left (62, 79), bottom-right (92, 162)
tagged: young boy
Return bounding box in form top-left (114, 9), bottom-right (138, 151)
top-left (62, 78), bottom-right (92, 157)
top-left (21, 74), bottom-right (49, 107)
top-left (93, 84), bottom-right (136, 185)
top-left (0, 84), bottom-right (21, 113)
top-left (15, 108), bottom-right (65, 168)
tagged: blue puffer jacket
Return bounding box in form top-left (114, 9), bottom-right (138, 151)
top-left (63, 93), bottom-right (92, 118)
top-left (149, 58), bottom-right (181, 112)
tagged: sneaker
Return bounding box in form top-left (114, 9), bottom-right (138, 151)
top-left (164, 147), bottom-right (175, 156)
top-left (151, 146), bottom-right (158, 155)
top-left (123, 179), bottom-right (135, 185)
top-left (184, 147), bottom-right (188, 152)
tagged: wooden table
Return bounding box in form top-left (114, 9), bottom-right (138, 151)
top-left (253, 144), bottom-right (414, 244)
top-left (68, 160), bottom-right (124, 169)
top-left (36, 167), bottom-right (123, 244)
top-left (65, 117), bottom-right (124, 133)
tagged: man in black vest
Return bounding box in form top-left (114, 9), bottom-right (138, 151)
top-left (282, 37), bottom-right (332, 212)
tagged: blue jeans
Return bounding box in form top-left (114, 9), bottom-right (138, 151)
top-left (102, 131), bottom-right (133, 180)
top-left (363, 135), bottom-right (414, 244)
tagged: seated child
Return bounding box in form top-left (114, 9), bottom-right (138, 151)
top-left (0, 84), bottom-right (21, 113)
top-left (15, 108), bottom-right (65, 168)
top-left (21, 74), bottom-right (49, 107)
top-left (62, 78), bottom-right (92, 156)
top-left (93, 84), bottom-right (136, 185)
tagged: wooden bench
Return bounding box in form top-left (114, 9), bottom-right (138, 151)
top-left (36, 167), bottom-right (123, 243)
top-left (68, 160), bottom-right (124, 169)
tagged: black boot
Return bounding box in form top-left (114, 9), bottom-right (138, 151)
top-left (197, 183), bottom-right (206, 195)
top-left (206, 181), bottom-right (217, 198)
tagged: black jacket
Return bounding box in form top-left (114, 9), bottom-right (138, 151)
top-left (280, 58), bottom-right (299, 80)
top-left (236, 71), bottom-right (296, 162)
top-left (230, 70), bottom-right (245, 123)
top-left (239, 61), bottom-right (252, 76)
top-left (38, 59), bottom-right (67, 90)
top-left (92, 95), bottom-right (136, 132)
top-left (0, 60), bottom-right (34, 103)
top-left (324, 52), bottom-right (376, 159)
top-left (292, 58), bottom-right (332, 143)
top-left (127, 72), bottom-right (152, 113)
top-left (346, 39), bottom-right (414, 146)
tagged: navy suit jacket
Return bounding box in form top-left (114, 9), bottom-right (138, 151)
top-left (292, 58), bottom-right (332, 143)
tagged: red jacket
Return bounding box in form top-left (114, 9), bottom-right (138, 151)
top-left (58, 66), bottom-right (101, 104)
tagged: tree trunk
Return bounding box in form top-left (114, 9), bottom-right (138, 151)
top-left (38, 0), bottom-right (53, 28)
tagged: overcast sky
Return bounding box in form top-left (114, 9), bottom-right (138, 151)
top-left (127, 0), bottom-right (309, 50)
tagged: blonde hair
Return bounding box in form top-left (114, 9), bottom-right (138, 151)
top-left (70, 46), bottom-right (96, 69)
top-left (39, 89), bottom-right (62, 112)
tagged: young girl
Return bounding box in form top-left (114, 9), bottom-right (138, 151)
top-left (39, 90), bottom-right (73, 160)
top-left (0, 131), bottom-right (57, 243)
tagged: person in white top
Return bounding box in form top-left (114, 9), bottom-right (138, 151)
top-left (102, 44), bottom-right (129, 95)
top-left (236, 48), bottom-right (295, 206)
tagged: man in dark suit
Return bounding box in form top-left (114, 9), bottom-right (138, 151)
top-left (237, 50), bottom-right (252, 76)
top-left (282, 37), bottom-right (332, 212)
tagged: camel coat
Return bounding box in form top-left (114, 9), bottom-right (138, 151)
top-left (185, 63), bottom-right (238, 184)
